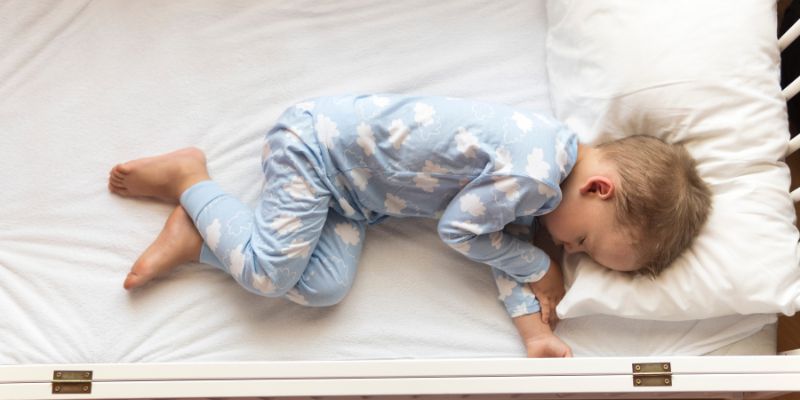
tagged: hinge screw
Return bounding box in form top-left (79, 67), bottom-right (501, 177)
top-left (54, 385), bottom-right (62, 393)
top-left (665, 378), bottom-right (671, 385)
top-left (663, 364), bottom-right (669, 370)
top-left (83, 385), bottom-right (90, 392)
top-left (635, 365), bottom-right (641, 371)
top-left (55, 372), bottom-right (62, 378)
top-left (635, 378), bottom-right (642, 386)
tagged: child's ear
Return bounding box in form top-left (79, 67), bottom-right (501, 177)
top-left (578, 176), bottom-right (615, 200)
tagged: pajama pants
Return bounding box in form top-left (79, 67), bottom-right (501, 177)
top-left (179, 101), bottom-right (546, 316)
top-left (180, 123), bottom-right (366, 307)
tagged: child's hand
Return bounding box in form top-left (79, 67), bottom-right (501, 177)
top-left (528, 257), bottom-right (565, 327)
top-left (512, 312), bottom-right (573, 358)
top-left (525, 332), bottom-right (573, 358)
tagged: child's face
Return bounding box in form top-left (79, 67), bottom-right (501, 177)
top-left (541, 198), bottom-right (639, 273)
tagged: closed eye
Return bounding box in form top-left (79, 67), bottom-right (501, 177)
top-left (578, 236), bottom-right (586, 246)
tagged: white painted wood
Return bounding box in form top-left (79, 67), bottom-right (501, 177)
top-left (779, 17), bottom-right (800, 51)
top-left (1, 373), bottom-right (797, 400)
top-left (784, 75), bottom-right (800, 101)
top-left (1, 356), bottom-right (798, 400)
top-left (2, 356), bottom-right (800, 383)
top-left (787, 134), bottom-right (800, 157)
top-left (791, 186), bottom-right (800, 203)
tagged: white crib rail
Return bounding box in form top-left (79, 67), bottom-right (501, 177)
top-left (786, 74), bottom-right (800, 101)
top-left (779, 17), bottom-right (800, 51)
top-left (781, 17), bottom-right (800, 160)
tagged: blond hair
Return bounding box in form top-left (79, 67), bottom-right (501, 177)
top-left (597, 135), bottom-right (712, 276)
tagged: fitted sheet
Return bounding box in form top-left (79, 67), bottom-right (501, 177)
top-left (0, 0), bottom-right (775, 363)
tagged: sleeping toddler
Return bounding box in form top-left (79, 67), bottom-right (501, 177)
top-left (108, 94), bottom-right (711, 357)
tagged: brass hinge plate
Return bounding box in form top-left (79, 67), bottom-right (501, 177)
top-left (52, 370), bottom-right (93, 395)
top-left (632, 362), bottom-right (672, 387)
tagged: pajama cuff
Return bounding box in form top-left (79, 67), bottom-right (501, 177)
top-left (179, 180), bottom-right (228, 271)
top-left (180, 180), bottom-right (226, 221)
top-left (518, 257), bottom-right (551, 283)
top-left (504, 290), bottom-right (541, 318)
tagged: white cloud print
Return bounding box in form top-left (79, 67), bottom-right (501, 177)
top-left (384, 193), bottom-right (407, 214)
top-left (493, 176), bottom-right (520, 201)
top-left (335, 223), bottom-right (361, 246)
top-left (526, 147), bottom-right (551, 180)
top-left (284, 176), bottom-right (316, 199)
top-left (490, 231), bottom-right (503, 249)
top-left (455, 127), bottom-right (479, 158)
top-left (495, 274), bottom-right (516, 301)
top-left (556, 139), bottom-right (569, 177)
top-left (450, 241), bottom-right (471, 255)
top-left (372, 95), bottom-right (390, 108)
top-left (413, 160), bottom-right (448, 192)
top-left (414, 102), bottom-right (435, 127)
top-left (538, 182), bottom-right (557, 199)
top-left (228, 245), bottom-right (245, 280)
top-left (205, 219), bottom-right (222, 252)
top-left (349, 168), bottom-right (371, 191)
top-left (284, 288), bottom-right (309, 306)
top-left (282, 239), bottom-right (311, 259)
top-left (512, 112), bottom-right (533, 133)
top-left (388, 119), bottom-right (410, 149)
top-left (459, 193), bottom-right (486, 217)
top-left (252, 273), bottom-right (277, 295)
top-left (414, 173), bottom-right (438, 193)
top-left (271, 214), bottom-right (303, 236)
top-left (315, 114), bottom-right (339, 149)
top-left (338, 197), bottom-right (356, 216)
top-left (356, 122), bottom-right (376, 156)
top-left (494, 147), bottom-right (513, 174)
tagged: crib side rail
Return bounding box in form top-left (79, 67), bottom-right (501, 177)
top-left (781, 18), bottom-right (800, 208)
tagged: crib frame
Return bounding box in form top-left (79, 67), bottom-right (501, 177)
top-left (2, 10), bottom-right (800, 400)
top-left (1, 354), bottom-right (800, 400)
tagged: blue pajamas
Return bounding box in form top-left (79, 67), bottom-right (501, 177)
top-left (180, 94), bottom-right (578, 317)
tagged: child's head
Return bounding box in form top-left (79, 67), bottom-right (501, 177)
top-left (597, 135), bottom-right (711, 276)
top-left (542, 135), bottom-right (712, 276)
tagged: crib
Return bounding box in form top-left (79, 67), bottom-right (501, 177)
top-left (1, 0), bottom-right (800, 399)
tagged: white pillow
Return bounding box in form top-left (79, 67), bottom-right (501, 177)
top-left (547, 0), bottom-right (800, 320)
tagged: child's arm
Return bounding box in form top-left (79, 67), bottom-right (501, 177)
top-left (528, 257), bottom-right (565, 326)
top-left (512, 312), bottom-right (573, 357)
top-left (528, 228), bottom-right (565, 326)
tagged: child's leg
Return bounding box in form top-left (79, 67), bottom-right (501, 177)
top-left (112, 142), bottom-right (331, 296)
top-left (180, 168), bottom-right (331, 298)
top-left (285, 209), bottom-right (366, 307)
top-left (123, 205), bottom-right (203, 290)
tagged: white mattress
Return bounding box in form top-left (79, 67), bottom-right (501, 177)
top-left (0, 0), bottom-right (776, 363)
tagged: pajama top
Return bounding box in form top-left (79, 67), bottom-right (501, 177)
top-left (271, 94), bottom-right (579, 317)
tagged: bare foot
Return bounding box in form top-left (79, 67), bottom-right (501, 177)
top-left (124, 206), bottom-right (203, 290)
top-left (109, 147), bottom-right (210, 203)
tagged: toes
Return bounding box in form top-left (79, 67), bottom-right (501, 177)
top-left (110, 164), bottom-right (131, 182)
top-left (114, 163), bottom-right (132, 175)
top-left (110, 174), bottom-right (125, 186)
top-left (108, 181), bottom-right (129, 197)
top-left (123, 272), bottom-right (142, 290)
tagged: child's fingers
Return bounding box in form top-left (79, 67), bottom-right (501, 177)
top-left (549, 312), bottom-right (560, 330)
top-left (540, 300), bottom-right (551, 324)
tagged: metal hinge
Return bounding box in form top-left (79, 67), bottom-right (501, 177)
top-left (632, 362), bottom-right (672, 387)
top-left (52, 370), bottom-right (93, 395)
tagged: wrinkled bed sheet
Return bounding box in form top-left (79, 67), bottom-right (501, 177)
top-left (0, 0), bottom-right (774, 363)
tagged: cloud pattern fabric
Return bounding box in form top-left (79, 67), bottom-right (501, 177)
top-left (180, 94), bottom-right (578, 317)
